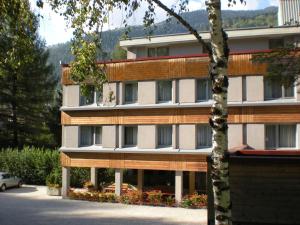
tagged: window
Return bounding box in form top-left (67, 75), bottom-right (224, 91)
top-left (2, 173), bottom-right (10, 179)
top-left (80, 86), bottom-right (102, 106)
top-left (264, 78), bottom-right (294, 100)
top-left (157, 125), bottom-right (172, 147)
top-left (94, 127), bottom-right (102, 145)
top-left (197, 79), bottom-right (212, 101)
top-left (124, 126), bottom-right (137, 147)
top-left (148, 47), bottom-right (169, 57)
top-left (157, 80), bottom-right (172, 103)
top-left (265, 124), bottom-right (296, 149)
top-left (269, 39), bottom-right (284, 49)
top-left (197, 125), bottom-right (212, 148)
top-left (242, 77), bottom-right (247, 101)
top-left (124, 82), bottom-right (138, 104)
top-left (79, 126), bottom-right (102, 147)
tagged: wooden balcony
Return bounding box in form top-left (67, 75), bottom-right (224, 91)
top-left (61, 51), bottom-right (268, 85)
top-left (61, 105), bottom-right (300, 126)
top-left (61, 151), bottom-right (207, 172)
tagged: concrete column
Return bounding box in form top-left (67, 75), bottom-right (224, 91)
top-left (247, 124), bottom-right (265, 149)
top-left (228, 77), bottom-right (243, 102)
top-left (189, 172), bottom-right (196, 195)
top-left (175, 171), bottom-right (183, 203)
top-left (246, 76), bottom-right (264, 102)
top-left (228, 124), bottom-right (243, 149)
top-left (64, 126), bottom-right (79, 148)
top-left (102, 125), bottom-right (117, 148)
top-left (297, 83), bottom-right (300, 101)
top-left (62, 167), bottom-right (70, 198)
top-left (172, 80), bottom-right (177, 103)
top-left (115, 169), bottom-right (123, 196)
top-left (137, 169), bottom-right (144, 192)
top-left (119, 82), bottom-right (124, 105)
top-left (118, 125), bottom-right (123, 148)
top-left (172, 125), bottom-right (178, 149)
top-left (179, 125), bottom-right (196, 150)
top-left (297, 124), bottom-right (300, 149)
top-left (178, 79), bottom-right (196, 103)
top-left (138, 125), bottom-right (156, 149)
top-left (90, 167), bottom-right (98, 190)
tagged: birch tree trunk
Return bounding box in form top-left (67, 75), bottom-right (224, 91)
top-left (206, 0), bottom-right (232, 224)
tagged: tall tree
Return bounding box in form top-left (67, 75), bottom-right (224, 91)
top-left (39, 0), bottom-right (246, 223)
top-left (0, 0), bottom-right (57, 148)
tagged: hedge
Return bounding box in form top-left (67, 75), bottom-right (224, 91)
top-left (0, 147), bottom-right (92, 186)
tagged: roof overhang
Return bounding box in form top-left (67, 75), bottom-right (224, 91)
top-left (120, 26), bottom-right (300, 48)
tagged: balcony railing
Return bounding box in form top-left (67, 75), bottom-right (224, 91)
top-left (62, 51), bottom-right (267, 85)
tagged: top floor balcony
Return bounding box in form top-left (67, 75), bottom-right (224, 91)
top-left (61, 50), bottom-right (268, 85)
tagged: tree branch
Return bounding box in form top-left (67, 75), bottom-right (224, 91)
top-left (149, 0), bottom-right (212, 55)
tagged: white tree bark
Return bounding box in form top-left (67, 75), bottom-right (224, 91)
top-left (206, 0), bottom-right (232, 224)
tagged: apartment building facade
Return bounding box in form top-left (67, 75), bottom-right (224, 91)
top-left (60, 25), bottom-right (300, 201)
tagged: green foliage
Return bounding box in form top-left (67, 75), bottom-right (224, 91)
top-left (165, 195), bottom-right (175, 206)
top-left (119, 191), bottom-right (142, 204)
top-left (111, 44), bottom-right (127, 60)
top-left (146, 190), bottom-right (163, 205)
top-left (70, 39), bottom-right (107, 95)
top-left (46, 167), bottom-right (62, 188)
top-left (0, 147), bottom-right (60, 185)
top-left (69, 189), bottom-right (207, 208)
top-left (0, 0), bottom-right (58, 148)
top-left (69, 190), bottom-right (118, 203)
top-left (181, 193), bottom-right (207, 208)
top-left (252, 46), bottom-right (300, 87)
top-left (70, 167), bottom-right (90, 188)
top-left (0, 147), bottom-right (113, 187)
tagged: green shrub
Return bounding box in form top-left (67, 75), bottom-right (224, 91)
top-left (165, 195), bottom-right (175, 207)
top-left (0, 147), bottom-right (114, 187)
top-left (181, 197), bottom-right (193, 208)
top-left (119, 191), bottom-right (142, 204)
top-left (70, 167), bottom-right (90, 188)
top-left (181, 193), bottom-right (207, 208)
top-left (46, 167), bottom-right (62, 188)
top-left (0, 147), bottom-right (59, 185)
top-left (146, 190), bottom-right (163, 205)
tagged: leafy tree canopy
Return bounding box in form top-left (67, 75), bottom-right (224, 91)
top-left (253, 45), bottom-right (300, 87)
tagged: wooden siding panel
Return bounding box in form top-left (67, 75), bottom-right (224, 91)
top-left (61, 105), bottom-right (300, 125)
top-left (229, 158), bottom-right (300, 225)
top-left (61, 53), bottom-right (267, 85)
top-left (60, 152), bottom-right (207, 172)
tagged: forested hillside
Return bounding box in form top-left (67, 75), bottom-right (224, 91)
top-left (48, 6), bottom-right (278, 79)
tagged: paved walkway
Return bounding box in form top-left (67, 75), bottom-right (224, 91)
top-left (0, 185), bottom-right (207, 225)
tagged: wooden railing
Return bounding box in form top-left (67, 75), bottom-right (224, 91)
top-left (61, 105), bottom-right (300, 125)
top-left (61, 51), bottom-right (267, 85)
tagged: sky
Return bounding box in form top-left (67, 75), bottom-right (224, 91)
top-left (29, 0), bottom-right (279, 46)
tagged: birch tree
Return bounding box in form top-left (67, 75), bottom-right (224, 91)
top-left (37, 0), bottom-right (246, 223)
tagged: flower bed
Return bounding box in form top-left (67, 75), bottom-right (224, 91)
top-left (68, 189), bottom-right (207, 209)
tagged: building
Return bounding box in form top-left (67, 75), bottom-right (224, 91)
top-left (60, 4), bottom-right (300, 201)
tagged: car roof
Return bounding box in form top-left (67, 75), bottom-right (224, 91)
top-left (0, 172), bottom-right (8, 175)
